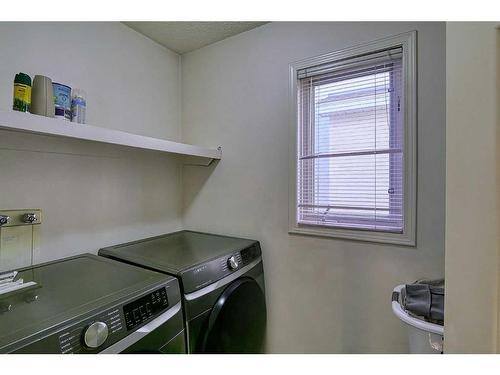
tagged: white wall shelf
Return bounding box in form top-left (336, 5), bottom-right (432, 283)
top-left (0, 110), bottom-right (221, 166)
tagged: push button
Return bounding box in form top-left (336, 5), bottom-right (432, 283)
top-left (133, 309), bottom-right (139, 320)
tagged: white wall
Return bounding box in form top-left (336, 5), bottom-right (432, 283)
top-left (181, 22), bottom-right (446, 353)
top-left (444, 23), bottom-right (499, 353)
top-left (0, 22), bottom-right (184, 263)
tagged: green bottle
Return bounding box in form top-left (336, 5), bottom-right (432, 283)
top-left (13, 72), bottom-right (32, 112)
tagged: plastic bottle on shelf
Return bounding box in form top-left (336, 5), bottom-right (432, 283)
top-left (13, 73), bottom-right (32, 113)
top-left (71, 88), bottom-right (86, 124)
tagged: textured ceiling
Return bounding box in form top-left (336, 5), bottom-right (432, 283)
top-left (123, 22), bottom-right (267, 54)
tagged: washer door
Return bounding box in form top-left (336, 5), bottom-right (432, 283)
top-left (200, 277), bottom-right (266, 353)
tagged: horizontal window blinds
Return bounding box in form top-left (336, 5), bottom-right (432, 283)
top-left (297, 46), bottom-right (404, 232)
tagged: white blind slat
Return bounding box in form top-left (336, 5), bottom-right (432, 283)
top-left (297, 46), bottom-right (403, 79)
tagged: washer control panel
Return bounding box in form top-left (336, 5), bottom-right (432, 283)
top-left (58, 306), bottom-right (124, 354)
top-left (123, 287), bottom-right (169, 330)
top-left (56, 288), bottom-right (168, 353)
top-left (5, 277), bottom-right (181, 354)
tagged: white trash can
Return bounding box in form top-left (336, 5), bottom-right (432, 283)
top-left (392, 284), bottom-right (444, 354)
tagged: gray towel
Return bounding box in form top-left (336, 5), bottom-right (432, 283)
top-left (404, 279), bottom-right (444, 324)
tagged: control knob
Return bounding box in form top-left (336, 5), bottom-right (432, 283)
top-left (227, 255), bottom-right (239, 270)
top-left (23, 213), bottom-right (38, 224)
top-left (83, 321), bottom-right (109, 349)
top-left (0, 215), bottom-right (9, 226)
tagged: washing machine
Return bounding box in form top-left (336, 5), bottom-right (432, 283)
top-left (0, 254), bottom-right (185, 354)
top-left (99, 230), bottom-right (267, 353)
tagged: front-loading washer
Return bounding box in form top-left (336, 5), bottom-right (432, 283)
top-left (99, 230), bottom-right (267, 353)
top-left (0, 254), bottom-right (185, 354)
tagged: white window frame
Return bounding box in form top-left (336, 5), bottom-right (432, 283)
top-left (288, 31), bottom-right (417, 246)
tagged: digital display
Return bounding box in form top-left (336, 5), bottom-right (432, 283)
top-left (123, 287), bottom-right (169, 331)
top-left (241, 245), bottom-right (260, 265)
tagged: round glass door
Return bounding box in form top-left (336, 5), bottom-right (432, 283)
top-left (200, 278), bottom-right (266, 353)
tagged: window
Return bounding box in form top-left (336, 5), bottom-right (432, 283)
top-left (289, 32), bottom-right (416, 245)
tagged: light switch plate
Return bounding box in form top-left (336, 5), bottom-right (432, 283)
top-left (0, 209), bottom-right (42, 272)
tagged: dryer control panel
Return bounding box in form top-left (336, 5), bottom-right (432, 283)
top-left (181, 242), bottom-right (262, 294)
top-left (240, 245), bottom-right (261, 266)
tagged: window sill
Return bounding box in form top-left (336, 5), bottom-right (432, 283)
top-left (288, 224), bottom-right (416, 246)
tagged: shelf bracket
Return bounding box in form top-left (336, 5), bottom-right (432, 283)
top-left (182, 146), bottom-right (221, 167)
top-left (182, 156), bottom-right (215, 167)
